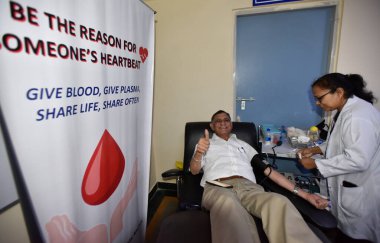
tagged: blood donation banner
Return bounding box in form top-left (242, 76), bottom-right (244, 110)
top-left (0, 0), bottom-right (154, 242)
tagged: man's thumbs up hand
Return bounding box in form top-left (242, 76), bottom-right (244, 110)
top-left (190, 129), bottom-right (210, 174)
top-left (196, 129), bottom-right (210, 154)
top-left (204, 129), bottom-right (209, 141)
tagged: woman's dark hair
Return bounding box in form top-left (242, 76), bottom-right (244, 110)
top-left (312, 73), bottom-right (376, 104)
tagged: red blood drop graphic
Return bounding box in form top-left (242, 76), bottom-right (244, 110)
top-left (82, 129), bottom-right (125, 205)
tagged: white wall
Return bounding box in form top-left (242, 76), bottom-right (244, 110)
top-left (0, 204), bottom-right (30, 243)
top-left (146, 0), bottom-right (252, 187)
top-left (337, 0), bottom-right (380, 108)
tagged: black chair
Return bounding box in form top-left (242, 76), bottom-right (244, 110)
top-left (158, 122), bottom-right (336, 243)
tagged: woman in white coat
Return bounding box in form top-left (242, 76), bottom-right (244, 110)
top-left (298, 73), bottom-right (380, 243)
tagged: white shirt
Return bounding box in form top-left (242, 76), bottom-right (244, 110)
top-left (316, 96), bottom-right (380, 242)
top-left (198, 133), bottom-right (257, 187)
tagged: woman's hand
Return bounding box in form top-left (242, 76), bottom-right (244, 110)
top-left (298, 147), bottom-right (316, 158)
top-left (299, 157), bottom-right (317, 169)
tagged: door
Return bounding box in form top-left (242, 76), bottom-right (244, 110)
top-left (235, 5), bottom-right (337, 129)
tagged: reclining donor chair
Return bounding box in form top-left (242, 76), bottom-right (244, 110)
top-left (158, 122), bottom-right (337, 243)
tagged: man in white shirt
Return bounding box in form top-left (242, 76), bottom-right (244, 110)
top-left (190, 110), bottom-right (328, 243)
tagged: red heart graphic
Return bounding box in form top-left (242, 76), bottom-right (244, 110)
top-left (81, 129), bottom-right (125, 205)
top-left (139, 47), bottom-right (148, 63)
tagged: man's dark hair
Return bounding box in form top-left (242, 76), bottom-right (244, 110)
top-left (211, 110), bottom-right (231, 122)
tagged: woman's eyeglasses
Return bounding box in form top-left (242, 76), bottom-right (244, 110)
top-left (315, 90), bottom-right (332, 102)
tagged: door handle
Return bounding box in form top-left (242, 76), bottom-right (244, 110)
top-left (236, 97), bottom-right (255, 102)
top-left (236, 97), bottom-right (255, 110)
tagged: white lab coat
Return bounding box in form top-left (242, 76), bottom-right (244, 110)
top-left (316, 96), bottom-right (380, 242)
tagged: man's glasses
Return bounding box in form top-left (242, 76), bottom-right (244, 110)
top-left (314, 90), bottom-right (332, 102)
top-left (213, 118), bottom-right (231, 124)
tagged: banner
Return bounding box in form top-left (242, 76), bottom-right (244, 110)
top-left (0, 0), bottom-right (154, 242)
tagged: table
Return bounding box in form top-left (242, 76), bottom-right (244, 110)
top-left (261, 138), bottom-right (298, 158)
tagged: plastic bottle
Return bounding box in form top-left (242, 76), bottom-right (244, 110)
top-left (280, 125), bottom-right (287, 142)
top-left (265, 128), bottom-right (271, 145)
top-left (308, 126), bottom-right (319, 143)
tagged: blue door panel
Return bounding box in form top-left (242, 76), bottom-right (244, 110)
top-left (236, 7), bottom-right (335, 129)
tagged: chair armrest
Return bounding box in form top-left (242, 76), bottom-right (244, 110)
top-left (261, 180), bottom-right (337, 229)
top-left (162, 168), bottom-right (184, 179)
top-left (179, 172), bottom-right (204, 210)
